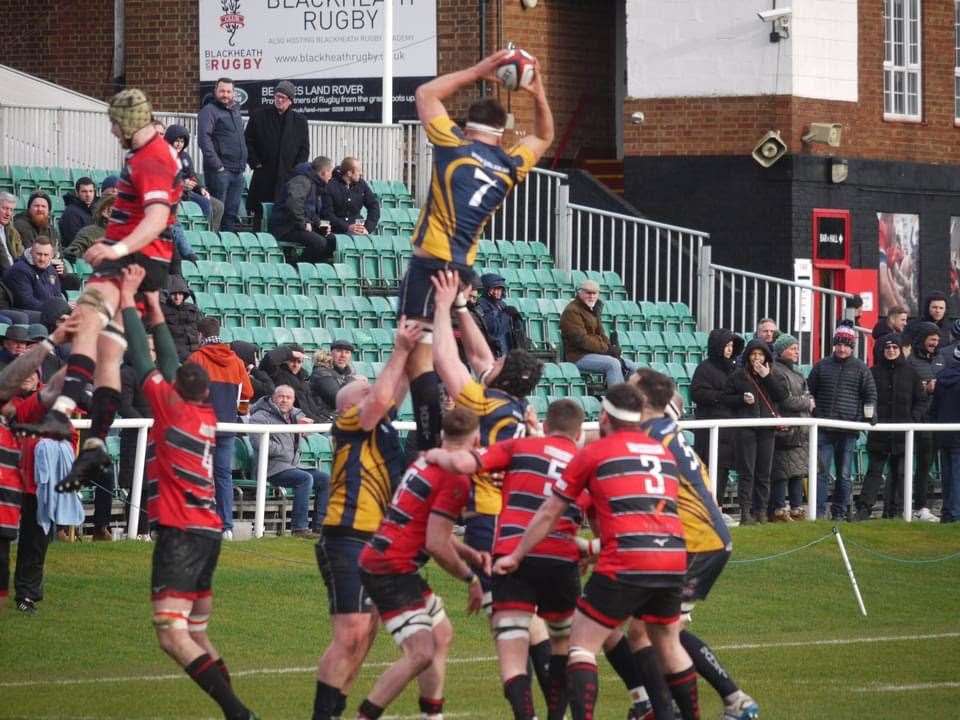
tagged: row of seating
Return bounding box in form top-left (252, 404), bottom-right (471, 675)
top-left (196, 293), bottom-right (397, 330)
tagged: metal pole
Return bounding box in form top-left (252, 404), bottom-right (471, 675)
top-left (555, 183), bottom-right (571, 270)
top-left (696, 244), bottom-right (713, 331)
top-left (807, 422), bottom-right (819, 520)
top-left (126, 424), bottom-right (149, 538)
top-left (381, 0), bottom-right (394, 125)
top-left (903, 428), bottom-right (914, 522)
top-left (708, 424), bottom-right (719, 500)
top-left (255, 432), bottom-right (270, 538)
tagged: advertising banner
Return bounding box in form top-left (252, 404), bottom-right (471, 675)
top-left (877, 212), bottom-right (919, 317)
top-left (198, 0), bottom-right (437, 121)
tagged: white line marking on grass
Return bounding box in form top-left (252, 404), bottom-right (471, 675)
top-left (3, 632), bottom-right (957, 689)
top-left (853, 681), bottom-right (960, 693)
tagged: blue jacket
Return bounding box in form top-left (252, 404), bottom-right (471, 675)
top-left (3, 256), bottom-right (63, 311)
top-left (932, 365), bottom-right (960, 448)
top-left (57, 192), bottom-right (93, 246)
top-left (197, 96), bottom-right (248, 174)
top-left (35, 439), bottom-right (84, 534)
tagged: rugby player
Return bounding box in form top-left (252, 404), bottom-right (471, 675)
top-left (355, 407), bottom-right (490, 720)
top-left (117, 265), bottom-right (257, 720)
top-left (425, 398), bottom-right (586, 720)
top-left (398, 50), bottom-right (554, 453)
top-left (312, 320), bottom-right (423, 720)
top-left (495, 384), bottom-right (700, 720)
top-left (18, 89), bottom-right (183, 500)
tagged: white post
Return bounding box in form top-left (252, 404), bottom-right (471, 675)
top-left (126, 424), bottom-right (149, 538)
top-left (833, 528), bottom-right (868, 617)
top-left (381, 0), bottom-right (394, 125)
top-left (696, 244), bottom-right (713, 332)
top-left (554, 184), bottom-right (571, 270)
top-left (254, 432), bottom-right (270, 538)
top-left (807, 422), bottom-right (819, 520)
top-left (708, 424), bottom-right (719, 499)
top-left (903, 428), bottom-right (914, 522)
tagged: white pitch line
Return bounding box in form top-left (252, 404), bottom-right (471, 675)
top-left (853, 681), bottom-right (960, 693)
top-left (2, 631), bottom-right (958, 690)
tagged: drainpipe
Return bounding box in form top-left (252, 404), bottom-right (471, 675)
top-left (112, 0), bottom-right (125, 92)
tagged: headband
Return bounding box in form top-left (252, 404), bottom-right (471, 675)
top-left (602, 397), bottom-right (643, 423)
top-left (465, 121), bottom-right (504, 137)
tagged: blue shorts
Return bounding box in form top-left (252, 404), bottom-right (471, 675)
top-left (316, 533), bottom-right (374, 614)
top-left (396, 255), bottom-right (477, 322)
top-left (681, 549), bottom-right (730, 603)
top-left (464, 514), bottom-right (496, 593)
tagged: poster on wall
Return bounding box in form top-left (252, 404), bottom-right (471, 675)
top-left (877, 212), bottom-right (919, 317)
top-left (198, 0), bottom-right (437, 121)
top-left (950, 217), bottom-right (960, 317)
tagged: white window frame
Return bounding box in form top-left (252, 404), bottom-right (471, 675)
top-left (955, 1), bottom-right (959, 124)
top-left (883, 0), bottom-right (922, 122)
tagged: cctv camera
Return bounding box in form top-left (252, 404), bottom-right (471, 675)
top-left (757, 7), bottom-right (792, 22)
top-left (630, 111), bottom-right (645, 125)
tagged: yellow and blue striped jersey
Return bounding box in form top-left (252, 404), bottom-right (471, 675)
top-left (455, 378), bottom-right (527, 515)
top-left (323, 404), bottom-right (406, 537)
top-left (413, 115), bottom-right (537, 266)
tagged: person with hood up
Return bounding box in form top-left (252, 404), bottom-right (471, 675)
top-left (690, 328), bottom-right (744, 513)
top-left (162, 275), bottom-right (204, 361)
top-left (244, 80), bottom-right (310, 228)
top-left (231, 340), bottom-right (274, 401)
top-left (854, 333), bottom-right (924, 521)
top-left (269, 156), bottom-right (337, 263)
top-left (905, 320), bottom-right (943, 522)
top-left (57, 177), bottom-right (96, 246)
top-left (197, 77), bottom-right (247, 231)
top-left (324, 157), bottom-right (380, 235)
top-left (187, 317), bottom-right (253, 538)
top-left (920, 290), bottom-right (951, 347)
top-left (476, 273), bottom-right (516, 358)
top-left (931, 348), bottom-right (960, 524)
top-left (769, 334), bottom-right (814, 521)
top-left (63, 194), bottom-right (115, 262)
top-left (722, 337), bottom-right (789, 524)
top-left (260, 344), bottom-right (326, 421)
top-left (163, 124), bottom-right (224, 231)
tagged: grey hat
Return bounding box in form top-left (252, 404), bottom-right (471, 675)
top-left (274, 81), bottom-right (297, 101)
top-left (3, 324), bottom-right (33, 342)
top-left (330, 339), bottom-right (354, 352)
top-left (27, 323), bottom-right (49, 341)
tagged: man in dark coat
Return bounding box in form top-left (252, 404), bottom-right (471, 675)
top-left (4, 236), bottom-right (63, 312)
top-left (476, 273), bottom-right (514, 358)
top-left (931, 350), bottom-right (960, 523)
top-left (57, 177), bottom-right (96, 246)
top-left (197, 78), bottom-right (247, 231)
top-left (161, 275), bottom-right (204, 361)
top-left (269, 157), bottom-right (336, 263)
top-left (324, 157), bottom-right (380, 235)
top-left (905, 320), bottom-right (942, 521)
top-left (261, 344), bottom-right (326, 421)
top-left (920, 291), bottom-right (951, 347)
top-left (231, 340), bottom-right (274, 401)
top-left (690, 328), bottom-right (743, 512)
top-left (855, 334), bottom-right (924, 520)
top-left (245, 80), bottom-right (310, 229)
top-left (309, 338), bottom-right (357, 417)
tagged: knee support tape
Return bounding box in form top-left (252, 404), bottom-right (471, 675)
top-left (99, 322), bottom-right (128, 350)
top-left (568, 646), bottom-right (597, 666)
top-left (425, 593), bottom-right (447, 628)
top-left (384, 606), bottom-right (433, 646)
top-left (187, 612), bottom-right (210, 633)
top-left (77, 286), bottom-right (115, 327)
top-left (152, 610), bottom-right (189, 631)
top-left (493, 613), bottom-right (532, 641)
top-left (547, 616), bottom-right (573, 639)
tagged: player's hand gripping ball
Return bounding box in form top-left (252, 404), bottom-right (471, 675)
top-left (495, 48), bottom-right (537, 91)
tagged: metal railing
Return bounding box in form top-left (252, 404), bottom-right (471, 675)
top-left (486, 167), bottom-right (569, 256)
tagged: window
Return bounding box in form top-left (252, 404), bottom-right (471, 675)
top-left (883, 0), bottom-right (922, 121)
top-left (955, 1), bottom-right (959, 122)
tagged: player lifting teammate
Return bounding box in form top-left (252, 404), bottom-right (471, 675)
top-left (399, 50), bottom-right (554, 452)
top-left (425, 398), bottom-right (587, 720)
top-left (355, 407), bottom-right (490, 720)
top-left (312, 321), bottom-right (422, 720)
top-left (18, 89), bottom-right (183, 499)
top-left (117, 265), bottom-right (256, 720)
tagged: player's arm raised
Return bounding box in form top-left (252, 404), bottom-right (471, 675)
top-left (0, 317), bottom-right (78, 404)
top-left (358, 318), bottom-right (423, 431)
top-left (118, 265), bottom-right (159, 384)
top-left (516, 58), bottom-right (555, 161)
top-left (415, 50), bottom-right (512, 125)
top-left (431, 270), bottom-right (474, 400)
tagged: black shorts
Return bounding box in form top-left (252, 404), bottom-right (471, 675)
top-left (396, 255), bottom-right (477, 322)
top-left (463, 514), bottom-right (495, 594)
top-left (316, 533), bottom-right (374, 614)
top-left (91, 253), bottom-right (170, 292)
top-left (492, 556), bottom-right (580, 621)
top-left (577, 572), bottom-right (682, 628)
top-left (151, 526), bottom-right (221, 601)
top-left (681, 550), bottom-right (730, 604)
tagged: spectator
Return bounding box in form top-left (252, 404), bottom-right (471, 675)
top-left (57, 177), bottom-right (96, 246)
top-left (269, 156), bottom-right (337, 263)
top-left (920, 291), bottom-right (951, 347)
top-left (722, 338), bottom-right (788, 524)
top-left (690, 328), bottom-right (744, 515)
top-left (0, 325), bottom-right (34, 371)
top-left (249, 384), bottom-right (328, 536)
top-left (261, 343), bottom-right (327, 421)
top-left (905, 321), bottom-right (942, 522)
top-left (807, 324), bottom-right (877, 520)
top-left (854, 334), bottom-right (924, 521)
top-left (872, 305), bottom-right (908, 341)
top-left (26, 323), bottom-right (62, 380)
top-left (738, 317), bottom-right (778, 365)
top-left (0, 192), bottom-right (24, 272)
top-left (163, 124), bottom-right (225, 232)
top-left (187, 317), bottom-right (253, 539)
top-left (63, 194), bottom-right (115, 262)
top-left (99, 175), bottom-right (120, 197)
top-left (198, 77), bottom-right (247, 231)
top-left (4, 236), bottom-right (63, 312)
top-left (454, 276), bottom-right (491, 364)
top-left (245, 80), bottom-right (310, 228)
top-left (477, 273), bottom-right (519, 358)
top-left (117, 345), bottom-right (152, 538)
top-left (231, 340), bottom-right (274, 401)
top-left (324, 157), bottom-right (380, 235)
top-left (770, 334), bottom-right (813, 521)
top-left (309, 339), bottom-right (357, 416)
top-left (560, 279), bottom-right (637, 386)
top-left (13, 192), bottom-right (61, 255)
top-left (931, 348), bottom-right (960, 524)
top-left (161, 275), bottom-right (203, 361)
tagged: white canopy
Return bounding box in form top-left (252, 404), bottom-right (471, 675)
top-left (0, 64), bottom-right (107, 111)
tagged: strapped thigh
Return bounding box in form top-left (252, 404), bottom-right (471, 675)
top-left (152, 609), bottom-right (189, 631)
top-left (493, 612), bottom-right (532, 642)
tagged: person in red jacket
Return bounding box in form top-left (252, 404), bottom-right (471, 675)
top-left (187, 317), bottom-right (252, 539)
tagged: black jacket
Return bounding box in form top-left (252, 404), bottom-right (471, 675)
top-left (310, 363), bottom-right (355, 416)
top-left (197, 95), bottom-right (248, 174)
top-left (869, 342), bottom-right (924, 453)
top-left (261, 349), bottom-right (327, 421)
top-left (931, 364), bottom-right (960, 448)
top-left (807, 353), bottom-right (877, 425)
top-left (244, 106), bottom-right (310, 208)
top-left (57, 192), bottom-right (93, 246)
top-left (906, 321), bottom-right (943, 420)
top-left (920, 291), bottom-right (951, 347)
top-left (161, 275), bottom-right (203, 361)
top-left (691, 329), bottom-right (744, 420)
top-left (722, 338), bottom-right (788, 419)
top-left (164, 125), bottom-right (205, 191)
top-left (325, 167), bottom-right (380, 234)
top-left (270, 163), bottom-right (329, 240)
top-left (4, 256), bottom-right (64, 311)
top-left (230, 340), bottom-right (275, 401)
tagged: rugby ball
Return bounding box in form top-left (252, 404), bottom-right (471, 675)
top-left (496, 49), bottom-right (536, 91)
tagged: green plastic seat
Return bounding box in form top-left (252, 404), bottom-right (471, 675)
top-left (256, 262), bottom-right (286, 295)
top-left (193, 291), bottom-right (217, 317)
top-left (251, 326), bottom-right (276, 349)
top-left (229, 326), bottom-right (254, 345)
top-left (334, 263), bottom-right (361, 296)
top-left (496, 241), bottom-right (523, 269)
top-left (274, 295), bottom-right (303, 328)
top-left (367, 328), bottom-right (395, 361)
top-left (213, 293), bottom-right (242, 327)
top-left (292, 294), bottom-right (321, 328)
top-left (330, 296), bottom-right (358, 329)
top-left (679, 331), bottom-right (703, 362)
top-left (290, 327), bottom-right (316, 350)
top-left (311, 327), bottom-right (333, 349)
top-left (272, 327), bottom-right (295, 347)
top-left (639, 301), bottom-right (666, 332)
top-left (252, 293), bottom-right (282, 327)
top-left (541, 363), bottom-right (565, 395)
top-left (180, 260), bottom-right (203, 291)
top-left (256, 232), bottom-right (285, 263)
top-left (233, 295), bottom-right (262, 327)
top-left (578, 396), bottom-right (602, 421)
top-left (352, 296), bottom-right (378, 328)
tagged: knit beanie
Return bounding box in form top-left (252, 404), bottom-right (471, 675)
top-left (832, 324), bottom-right (857, 348)
top-left (773, 333), bottom-right (798, 354)
top-left (275, 81), bottom-right (297, 101)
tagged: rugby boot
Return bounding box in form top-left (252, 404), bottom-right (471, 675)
top-left (56, 443), bottom-right (112, 492)
top-left (11, 409), bottom-right (74, 441)
top-left (722, 691), bottom-right (760, 720)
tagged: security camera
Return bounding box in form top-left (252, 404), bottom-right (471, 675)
top-left (757, 7), bottom-right (792, 21)
top-left (630, 111), bottom-right (645, 125)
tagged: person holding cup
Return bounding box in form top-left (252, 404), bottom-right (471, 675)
top-left (269, 156), bottom-right (338, 263)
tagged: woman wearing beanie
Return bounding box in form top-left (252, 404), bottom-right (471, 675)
top-left (770, 334), bottom-right (814, 521)
top-left (722, 338), bottom-right (788, 524)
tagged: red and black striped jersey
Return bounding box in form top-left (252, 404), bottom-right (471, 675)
top-left (554, 430), bottom-right (686, 587)
top-left (0, 424), bottom-right (22, 540)
top-left (143, 370), bottom-right (221, 537)
top-left (105, 132), bottom-right (182, 263)
top-left (359, 456), bottom-right (471, 575)
top-left (478, 435), bottom-right (583, 562)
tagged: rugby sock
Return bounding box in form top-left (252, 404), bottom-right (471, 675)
top-left (0, 537), bottom-right (10, 599)
top-left (546, 654), bottom-right (569, 720)
top-left (604, 636), bottom-right (638, 690)
top-left (503, 675), bottom-right (537, 720)
top-left (418, 695), bottom-right (444, 719)
top-left (334, 691), bottom-right (347, 717)
top-left (89, 386), bottom-right (122, 441)
top-left (184, 653), bottom-right (251, 720)
top-left (566, 660), bottom-right (598, 720)
top-left (55, 354), bottom-right (96, 414)
top-left (410, 371), bottom-right (442, 450)
top-left (633, 647), bottom-right (673, 720)
top-left (665, 666), bottom-right (700, 720)
top-left (357, 698), bottom-right (383, 719)
top-left (529, 639), bottom-right (552, 699)
top-left (312, 681), bottom-right (341, 720)
top-left (679, 630), bottom-right (738, 699)
top-left (215, 657), bottom-right (231, 685)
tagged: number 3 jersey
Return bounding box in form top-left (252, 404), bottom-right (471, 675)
top-left (143, 370), bottom-right (222, 537)
top-left (412, 115), bottom-right (537, 267)
top-left (553, 430), bottom-right (686, 587)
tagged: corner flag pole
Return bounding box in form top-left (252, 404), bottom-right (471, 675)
top-left (833, 527), bottom-right (867, 617)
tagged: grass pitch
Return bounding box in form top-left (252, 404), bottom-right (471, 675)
top-left (2, 521), bottom-right (959, 719)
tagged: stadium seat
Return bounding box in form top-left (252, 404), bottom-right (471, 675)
top-left (496, 241), bottom-right (523, 269)
top-left (250, 326), bottom-right (276, 350)
top-left (293, 294), bottom-right (321, 328)
top-left (309, 327), bottom-right (332, 350)
top-left (199, 231), bottom-right (227, 262)
top-left (639, 301), bottom-right (666, 332)
top-left (255, 262), bottom-right (285, 295)
top-left (234, 294), bottom-right (262, 327)
top-left (274, 295), bottom-right (303, 328)
top-left (331, 296), bottom-right (359, 329)
top-left (252, 293), bottom-right (282, 327)
top-left (679, 331), bottom-right (703, 362)
top-left (368, 328), bottom-right (394, 360)
top-left (559, 362), bottom-right (587, 396)
top-left (335, 263), bottom-right (362, 296)
top-left (212, 293), bottom-right (241, 327)
top-left (229, 326), bottom-right (254, 345)
top-left (290, 327), bottom-right (316, 350)
top-left (673, 302), bottom-right (697, 331)
top-left (272, 327), bottom-right (295, 348)
top-left (256, 232), bottom-right (286, 263)
top-left (353, 296), bottom-right (379, 328)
